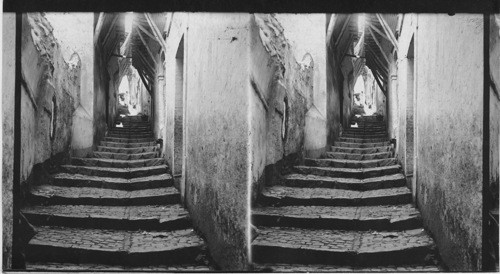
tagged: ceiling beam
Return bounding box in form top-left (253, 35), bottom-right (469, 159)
top-left (366, 52), bottom-right (387, 79)
top-left (94, 13), bottom-right (106, 45)
top-left (144, 13), bottom-right (168, 54)
top-left (102, 15), bottom-right (119, 47)
top-left (136, 50), bottom-right (155, 76)
top-left (137, 23), bottom-right (157, 41)
top-left (367, 26), bottom-right (391, 64)
top-left (334, 15), bottom-right (352, 48)
top-left (366, 47), bottom-right (389, 73)
top-left (136, 27), bottom-right (158, 66)
top-left (137, 69), bottom-right (152, 94)
top-left (375, 14), bottom-right (398, 51)
top-left (366, 60), bottom-right (387, 95)
top-left (326, 14), bottom-right (338, 48)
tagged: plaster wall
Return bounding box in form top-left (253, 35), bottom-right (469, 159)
top-left (45, 13), bottom-right (95, 157)
top-left (93, 40), bottom-right (109, 147)
top-left (489, 15), bottom-right (500, 213)
top-left (2, 12), bottom-right (16, 269)
top-left (184, 13), bottom-right (250, 270)
top-left (415, 14), bottom-right (483, 270)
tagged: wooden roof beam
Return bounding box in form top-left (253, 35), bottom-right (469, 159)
top-left (367, 26), bottom-right (391, 64)
top-left (326, 14), bottom-right (338, 48)
top-left (136, 27), bottom-right (158, 66)
top-left (102, 15), bottom-right (119, 47)
top-left (375, 14), bottom-right (398, 51)
top-left (94, 13), bottom-right (106, 45)
top-left (334, 15), bottom-right (352, 48)
top-left (137, 23), bottom-right (157, 41)
top-left (144, 13), bottom-right (168, 54)
top-left (366, 47), bottom-right (389, 73)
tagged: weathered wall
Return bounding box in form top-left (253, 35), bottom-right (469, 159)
top-left (184, 13), bottom-right (250, 270)
top-left (45, 13), bottom-right (95, 157)
top-left (326, 31), bottom-right (342, 146)
top-left (93, 31), bottom-right (108, 147)
top-left (2, 12), bottom-right (16, 269)
top-left (20, 13), bottom-right (81, 184)
top-left (415, 14), bottom-right (483, 270)
top-left (489, 15), bottom-right (500, 225)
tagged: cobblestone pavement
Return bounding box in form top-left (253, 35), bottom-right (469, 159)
top-left (25, 115), bottom-right (212, 270)
top-left (252, 116), bottom-right (440, 270)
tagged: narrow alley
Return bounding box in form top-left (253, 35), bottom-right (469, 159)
top-left (2, 12), bottom-right (498, 272)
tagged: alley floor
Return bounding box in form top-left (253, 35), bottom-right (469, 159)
top-left (20, 115), bottom-right (213, 270)
top-left (252, 115), bottom-right (443, 271)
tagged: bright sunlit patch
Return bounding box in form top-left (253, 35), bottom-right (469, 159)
top-left (116, 122), bottom-right (124, 128)
top-left (119, 114), bottom-right (126, 118)
top-left (358, 14), bottom-right (365, 34)
top-left (124, 12), bottom-right (134, 33)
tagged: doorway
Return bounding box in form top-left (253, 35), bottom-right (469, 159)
top-left (405, 36), bottom-right (416, 198)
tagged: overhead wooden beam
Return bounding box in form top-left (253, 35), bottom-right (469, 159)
top-left (136, 50), bottom-right (155, 76)
top-left (367, 61), bottom-right (387, 94)
top-left (137, 69), bottom-right (152, 94)
top-left (137, 23), bottom-right (156, 41)
top-left (375, 14), bottom-right (398, 51)
top-left (144, 13), bottom-right (168, 53)
top-left (367, 26), bottom-right (391, 64)
top-left (366, 53), bottom-right (387, 80)
top-left (102, 15), bottom-right (119, 47)
top-left (326, 14), bottom-right (338, 48)
top-left (94, 13), bottom-right (106, 45)
top-left (366, 47), bottom-right (389, 73)
top-left (136, 27), bottom-right (158, 66)
top-left (334, 15), bottom-right (352, 47)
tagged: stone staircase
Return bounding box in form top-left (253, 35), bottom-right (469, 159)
top-left (252, 115), bottom-right (441, 271)
top-left (22, 115), bottom-right (212, 271)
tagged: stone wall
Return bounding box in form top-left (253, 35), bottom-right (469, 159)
top-left (489, 14), bottom-right (500, 223)
top-left (415, 14), bottom-right (483, 270)
top-left (183, 13), bottom-right (251, 270)
top-left (2, 12), bottom-right (16, 270)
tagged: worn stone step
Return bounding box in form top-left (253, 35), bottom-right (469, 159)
top-left (100, 141), bottom-right (157, 148)
top-left (344, 128), bottom-right (387, 133)
top-left (325, 151), bottom-right (392, 160)
top-left (342, 133), bottom-right (388, 139)
top-left (60, 165), bottom-right (168, 179)
top-left (52, 173), bottom-right (172, 190)
top-left (252, 227), bottom-right (435, 266)
top-left (282, 173), bottom-right (406, 191)
top-left (22, 204), bottom-right (191, 230)
top-left (252, 204), bottom-right (422, 230)
top-left (30, 185), bottom-right (180, 206)
top-left (331, 146), bottom-right (393, 154)
top-left (94, 151), bottom-right (159, 160)
top-left (349, 125), bottom-right (386, 130)
top-left (107, 133), bottom-right (154, 138)
top-left (97, 146), bottom-right (158, 154)
top-left (294, 165), bottom-right (401, 179)
top-left (339, 137), bottom-right (388, 143)
top-left (26, 262), bottom-right (212, 271)
top-left (334, 141), bottom-right (390, 148)
top-left (104, 137), bottom-right (155, 143)
top-left (111, 125), bottom-right (151, 130)
top-left (260, 186), bottom-right (412, 206)
top-left (72, 158), bottom-right (165, 168)
top-left (26, 226), bottom-right (204, 266)
top-left (305, 158), bottom-right (397, 169)
top-left (253, 263), bottom-right (440, 272)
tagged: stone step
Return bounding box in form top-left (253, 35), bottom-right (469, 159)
top-left (52, 173), bottom-right (172, 190)
top-left (260, 186), bottom-right (412, 206)
top-left (252, 204), bottom-right (422, 230)
top-left (334, 141), bottom-right (390, 148)
top-left (73, 158), bottom-right (163, 170)
top-left (305, 158), bottom-right (397, 169)
top-left (117, 122), bottom-right (151, 126)
top-left (104, 137), bottom-right (155, 143)
top-left (349, 125), bottom-right (386, 130)
top-left (253, 263), bottom-right (440, 272)
top-left (26, 226), bottom-right (204, 266)
top-left (112, 125), bottom-right (151, 130)
top-left (60, 165), bottom-right (168, 179)
top-left (342, 132), bottom-right (387, 136)
top-left (94, 151), bottom-right (159, 160)
top-left (282, 173), bottom-right (406, 191)
top-left (71, 158), bottom-right (165, 168)
top-left (100, 141), bottom-right (157, 148)
top-left (22, 204), bottom-right (190, 231)
top-left (344, 128), bottom-right (387, 132)
top-left (30, 185), bottom-right (180, 206)
top-left (26, 262), bottom-right (211, 271)
top-left (252, 227), bottom-right (435, 266)
top-left (293, 165), bottom-right (401, 179)
top-left (107, 133), bottom-right (154, 138)
top-left (97, 146), bottom-right (158, 154)
top-left (338, 137), bottom-right (388, 143)
top-left (331, 146), bottom-right (393, 154)
top-left (325, 151), bottom-right (392, 160)
top-left (342, 135), bottom-right (388, 140)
